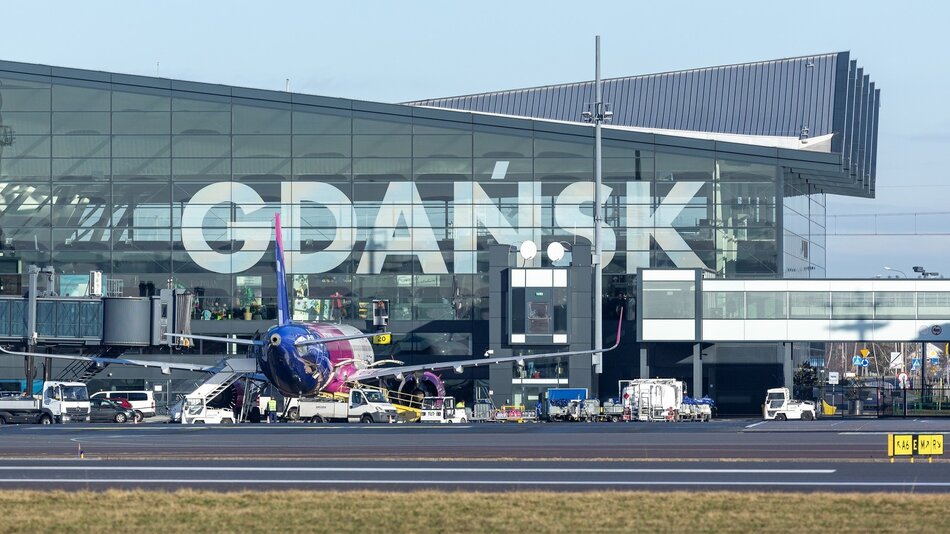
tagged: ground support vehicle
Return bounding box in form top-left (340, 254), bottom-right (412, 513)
top-left (679, 396), bottom-right (713, 422)
top-left (763, 387), bottom-right (816, 421)
top-left (420, 396), bottom-right (468, 423)
top-left (541, 388), bottom-right (589, 421)
top-left (492, 405), bottom-right (526, 422)
top-left (293, 389), bottom-right (398, 423)
top-left (181, 398), bottom-right (236, 424)
top-left (621, 379), bottom-right (684, 422)
top-left (0, 381), bottom-right (90, 424)
top-left (565, 398), bottom-right (600, 422)
top-left (470, 399), bottom-right (496, 422)
top-left (597, 398), bottom-right (624, 422)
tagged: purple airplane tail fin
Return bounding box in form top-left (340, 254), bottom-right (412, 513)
top-left (274, 213), bottom-right (291, 326)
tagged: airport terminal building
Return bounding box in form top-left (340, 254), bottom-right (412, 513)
top-left (0, 53), bottom-right (878, 413)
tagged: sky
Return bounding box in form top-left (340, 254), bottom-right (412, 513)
top-left (3, 0), bottom-right (948, 278)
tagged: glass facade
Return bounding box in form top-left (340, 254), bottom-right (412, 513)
top-left (0, 67), bottom-right (802, 365)
top-left (783, 178), bottom-right (826, 278)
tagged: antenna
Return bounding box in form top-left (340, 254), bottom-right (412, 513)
top-left (285, 78), bottom-right (290, 92)
top-left (156, 61), bottom-right (160, 77)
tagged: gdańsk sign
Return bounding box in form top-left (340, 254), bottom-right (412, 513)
top-left (181, 162), bottom-right (708, 275)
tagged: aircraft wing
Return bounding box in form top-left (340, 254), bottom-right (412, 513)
top-left (0, 346), bottom-right (216, 374)
top-left (349, 314), bottom-right (624, 383)
top-left (165, 331), bottom-right (389, 347)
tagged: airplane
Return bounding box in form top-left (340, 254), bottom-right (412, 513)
top-left (1, 214), bottom-right (623, 403)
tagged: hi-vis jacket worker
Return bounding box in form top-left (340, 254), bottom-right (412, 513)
top-left (268, 398), bottom-right (278, 423)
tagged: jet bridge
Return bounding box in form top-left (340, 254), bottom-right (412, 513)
top-left (637, 269), bottom-right (950, 344)
top-left (0, 290), bottom-right (192, 347)
top-left (636, 269), bottom-right (950, 399)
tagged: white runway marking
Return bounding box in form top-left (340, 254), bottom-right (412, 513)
top-left (0, 466), bottom-right (836, 474)
top-left (744, 422), bottom-right (766, 428)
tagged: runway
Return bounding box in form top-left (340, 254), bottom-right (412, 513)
top-left (0, 418), bottom-right (947, 461)
top-left (0, 459), bottom-right (945, 492)
top-left (0, 420), bottom-right (947, 491)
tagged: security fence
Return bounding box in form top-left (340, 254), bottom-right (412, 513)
top-left (812, 386), bottom-right (950, 417)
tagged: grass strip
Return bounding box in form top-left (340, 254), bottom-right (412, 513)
top-left (0, 490), bottom-right (946, 533)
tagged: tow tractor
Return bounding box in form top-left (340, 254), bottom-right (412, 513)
top-left (420, 396), bottom-right (468, 423)
top-left (763, 387), bottom-right (816, 421)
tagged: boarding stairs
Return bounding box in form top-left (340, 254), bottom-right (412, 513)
top-left (56, 347), bottom-right (125, 382)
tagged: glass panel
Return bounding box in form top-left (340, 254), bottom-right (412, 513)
top-left (52, 112), bottom-right (110, 135)
top-left (353, 135), bottom-right (410, 158)
top-left (232, 105), bottom-right (290, 134)
top-left (2, 135), bottom-right (50, 158)
top-left (293, 135), bottom-right (350, 158)
top-left (172, 94), bottom-right (230, 112)
top-left (918, 292), bottom-right (950, 320)
top-left (655, 152), bottom-right (713, 182)
top-left (353, 114), bottom-right (411, 135)
top-left (874, 292), bottom-right (916, 320)
top-left (52, 85), bottom-right (110, 111)
top-left (112, 112), bottom-right (170, 134)
top-left (293, 109), bottom-right (351, 134)
top-left (746, 292), bottom-right (787, 319)
top-left (0, 159), bottom-right (50, 181)
top-left (52, 135), bottom-right (110, 158)
top-left (413, 135), bottom-right (471, 158)
top-left (831, 292), bottom-right (873, 319)
top-left (233, 135), bottom-right (290, 158)
top-left (789, 292), bottom-right (830, 319)
top-left (703, 291), bottom-right (744, 319)
top-left (718, 160), bottom-right (777, 182)
top-left (113, 136), bottom-right (171, 158)
top-left (535, 135), bottom-right (591, 158)
top-left (173, 111), bottom-right (231, 134)
top-left (52, 159), bottom-right (110, 181)
top-left (112, 91), bottom-right (170, 112)
top-left (172, 135), bottom-right (230, 158)
top-left (172, 158), bottom-right (230, 181)
top-left (642, 280), bottom-right (695, 319)
top-left (474, 131), bottom-right (532, 158)
top-left (0, 112), bottom-right (51, 134)
top-left (414, 159), bottom-right (472, 181)
top-left (0, 78), bottom-right (51, 111)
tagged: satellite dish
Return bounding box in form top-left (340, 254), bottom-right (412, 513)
top-left (518, 240), bottom-right (537, 261)
top-left (546, 242), bottom-right (565, 262)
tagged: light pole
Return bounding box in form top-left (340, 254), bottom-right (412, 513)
top-left (883, 266), bottom-right (907, 278)
top-left (581, 36), bottom-right (611, 379)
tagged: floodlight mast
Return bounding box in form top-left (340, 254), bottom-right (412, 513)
top-left (585, 36), bottom-right (609, 376)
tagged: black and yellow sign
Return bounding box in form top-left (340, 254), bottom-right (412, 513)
top-left (887, 434), bottom-right (944, 457)
top-left (372, 333), bottom-right (392, 345)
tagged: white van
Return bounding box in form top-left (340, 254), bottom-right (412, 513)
top-left (90, 390), bottom-right (156, 420)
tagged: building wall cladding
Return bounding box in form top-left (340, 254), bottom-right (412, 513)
top-left (408, 52), bottom-right (879, 197)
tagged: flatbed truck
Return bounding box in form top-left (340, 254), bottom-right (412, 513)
top-left (0, 381), bottom-right (90, 424)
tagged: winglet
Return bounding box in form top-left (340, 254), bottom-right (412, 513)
top-left (608, 307), bottom-right (624, 350)
top-left (274, 212), bottom-right (291, 326)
